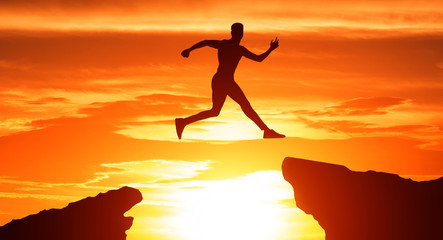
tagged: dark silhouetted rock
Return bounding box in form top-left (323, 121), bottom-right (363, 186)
top-left (0, 186), bottom-right (142, 240)
top-left (282, 157), bottom-right (443, 240)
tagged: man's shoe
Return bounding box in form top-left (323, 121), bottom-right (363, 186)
top-left (175, 118), bottom-right (185, 139)
top-left (263, 129), bottom-right (285, 138)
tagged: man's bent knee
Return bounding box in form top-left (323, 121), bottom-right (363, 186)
top-left (208, 108), bottom-right (221, 117)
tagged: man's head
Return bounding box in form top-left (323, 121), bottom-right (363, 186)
top-left (231, 23), bottom-right (244, 41)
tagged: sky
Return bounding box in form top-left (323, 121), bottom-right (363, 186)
top-left (1, 0), bottom-right (443, 239)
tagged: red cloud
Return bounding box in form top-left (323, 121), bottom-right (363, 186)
top-left (327, 97), bottom-right (408, 116)
top-left (298, 117), bottom-right (435, 135)
top-left (29, 94), bottom-right (210, 128)
top-left (294, 97), bottom-right (408, 117)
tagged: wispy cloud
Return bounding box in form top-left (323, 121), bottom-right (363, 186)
top-left (298, 117), bottom-right (436, 135)
top-left (294, 97), bottom-right (408, 116)
top-left (90, 160), bottom-right (213, 186)
top-left (0, 192), bottom-right (76, 201)
top-left (1, 0), bottom-right (443, 32)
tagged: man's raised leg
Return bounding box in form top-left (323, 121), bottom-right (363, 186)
top-left (228, 82), bottom-right (285, 138)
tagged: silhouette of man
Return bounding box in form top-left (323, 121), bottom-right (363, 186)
top-left (175, 23), bottom-right (285, 139)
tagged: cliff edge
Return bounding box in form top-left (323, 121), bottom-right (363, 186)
top-left (0, 186), bottom-right (142, 240)
top-left (282, 157), bottom-right (443, 240)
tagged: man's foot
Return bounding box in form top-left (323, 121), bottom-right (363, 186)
top-left (175, 118), bottom-right (186, 139)
top-left (263, 129), bottom-right (285, 139)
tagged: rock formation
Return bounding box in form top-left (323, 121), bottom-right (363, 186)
top-left (0, 186), bottom-right (142, 240)
top-left (282, 157), bottom-right (443, 240)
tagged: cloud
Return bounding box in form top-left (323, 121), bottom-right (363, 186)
top-left (0, 192), bottom-right (76, 201)
top-left (327, 97), bottom-right (408, 116)
top-left (1, 0), bottom-right (443, 33)
top-left (298, 117), bottom-right (435, 135)
top-left (294, 97), bottom-right (408, 117)
top-left (89, 159), bottom-right (213, 187)
top-left (27, 93), bottom-right (210, 128)
top-left (26, 97), bottom-right (68, 105)
top-left (0, 89), bottom-right (212, 136)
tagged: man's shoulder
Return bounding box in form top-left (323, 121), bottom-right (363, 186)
top-left (239, 45), bottom-right (248, 51)
top-left (214, 39), bottom-right (228, 47)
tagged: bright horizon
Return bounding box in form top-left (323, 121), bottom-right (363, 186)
top-left (1, 1), bottom-right (443, 239)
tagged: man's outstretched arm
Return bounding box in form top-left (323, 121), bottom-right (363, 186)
top-left (181, 40), bottom-right (221, 58)
top-left (243, 38), bottom-right (279, 62)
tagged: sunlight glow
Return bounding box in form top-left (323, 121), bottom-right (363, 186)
top-left (188, 119), bottom-right (262, 141)
top-left (162, 171), bottom-right (302, 240)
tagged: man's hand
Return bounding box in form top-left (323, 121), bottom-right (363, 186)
top-left (270, 38), bottom-right (279, 50)
top-left (181, 49), bottom-right (190, 58)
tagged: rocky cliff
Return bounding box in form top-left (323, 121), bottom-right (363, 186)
top-left (0, 186), bottom-right (142, 240)
top-left (282, 157), bottom-right (443, 240)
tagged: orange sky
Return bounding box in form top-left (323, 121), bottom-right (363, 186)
top-left (1, 1), bottom-right (443, 239)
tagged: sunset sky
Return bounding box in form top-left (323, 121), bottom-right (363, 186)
top-left (1, 0), bottom-right (443, 239)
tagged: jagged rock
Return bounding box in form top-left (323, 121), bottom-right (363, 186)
top-left (0, 186), bottom-right (142, 240)
top-left (282, 157), bottom-right (443, 240)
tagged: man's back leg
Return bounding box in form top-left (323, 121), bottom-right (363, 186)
top-left (175, 85), bottom-right (227, 139)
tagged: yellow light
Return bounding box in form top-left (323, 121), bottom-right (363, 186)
top-left (164, 171), bottom-right (295, 240)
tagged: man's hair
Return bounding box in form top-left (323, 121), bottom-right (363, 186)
top-left (231, 23), bottom-right (243, 32)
